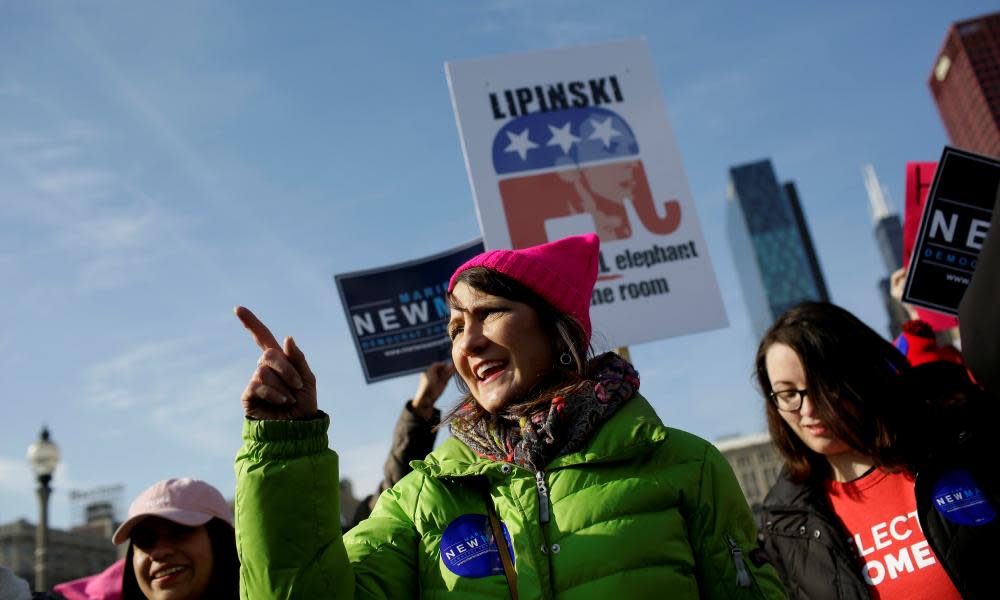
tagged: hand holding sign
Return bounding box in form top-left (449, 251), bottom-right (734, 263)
top-left (412, 361), bottom-right (455, 420)
top-left (235, 306), bottom-right (318, 420)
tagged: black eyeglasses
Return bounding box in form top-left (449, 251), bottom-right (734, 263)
top-left (768, 388), bottom-right (808, 411)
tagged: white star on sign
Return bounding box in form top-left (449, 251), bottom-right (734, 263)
top-left (589, 117), bottom-right (622, 148)
top-left (546, 122), bottom-right (580, 154)
top-left (504, 128), bottom-right (538, 161)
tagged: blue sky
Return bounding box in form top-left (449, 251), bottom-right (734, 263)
top-left (1, 1), bottom-right (993, 529)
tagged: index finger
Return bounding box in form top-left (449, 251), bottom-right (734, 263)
top-left (234, 306), bottom-right (281, 351)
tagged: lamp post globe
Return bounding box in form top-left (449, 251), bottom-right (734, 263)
top-left (26, 426), bottom-right (59, 592)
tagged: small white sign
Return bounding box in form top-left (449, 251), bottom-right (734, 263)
top-left (446, 39), bottom-right (728, 347)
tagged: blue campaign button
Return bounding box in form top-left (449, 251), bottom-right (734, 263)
top-left (931, 468), bottom-right (996, 527)
top-left (440, 514), bottom-right (515, 578)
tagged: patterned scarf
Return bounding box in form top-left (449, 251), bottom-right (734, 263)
top-left (450, 352), bottom-right (640, 473)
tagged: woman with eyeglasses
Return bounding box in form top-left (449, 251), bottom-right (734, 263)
top-left (755, 301), bottom-right (999, 600)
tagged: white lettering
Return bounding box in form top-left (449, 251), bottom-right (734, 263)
top-left (456, 543), bottom-right (466, 553)
top-left (854, 532), bottom-right (875, 557)
top-left (467, 538), bottom-right (480, 548)
top-left (967, 218), bottom-right (990, 250)
top-left (445, 549), bottom-right (456, 560)
top-left (400, 301), bottom-right (429, 325)
top-left (885, 547), bottom-right (915, 579)
top-left (872, 522), bottom-right (891, 550)
top-left (912, 540), bottom-right (936, 568)
top-left (889, 515), bottom-right (912, 541)
top-left (379, 308), bottom-right (399, 330)
top-left (353, 313), bottom-right (375, 336)
top-left (929, 210), bottom-right (958, 242)
top-left (864, 560), bottom-right (886, 585)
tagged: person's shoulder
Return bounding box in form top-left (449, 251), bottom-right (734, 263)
top-left (761, 468), bottom-right (814, 509)
top-left (650, 423), bottom-right (717, 462)
top-left (409, 436), bottom-right (480, 478)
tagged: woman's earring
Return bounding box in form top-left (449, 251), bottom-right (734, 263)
top-left (559, 352), bottom-right (573, 366)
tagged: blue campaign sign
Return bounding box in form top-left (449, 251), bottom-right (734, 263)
top-left (334, 239), bottom-right (484, 383)
top-left (903, 147), bottom-right (1000, 316)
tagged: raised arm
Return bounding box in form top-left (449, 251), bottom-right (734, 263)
top-left (233, 306), bottom-right (351, 598)
top-left (233, 307), bottom-right (426, 599)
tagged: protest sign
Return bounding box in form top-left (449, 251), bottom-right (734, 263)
top-left (903, 147), bottom-right (1000, 316)
top-left (903, 161), bottom-right (959, 331)
top-left (446, 40), bottom-right (727, 347)
top-left (335, 239), bottom-right (484, 383)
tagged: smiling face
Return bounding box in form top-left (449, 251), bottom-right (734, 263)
top-left (449, 281), bottom-right (556, 414)
top-left (765, 342), bottom-right (852, 458)
top-left (130, 517), bottom-right (214, 600)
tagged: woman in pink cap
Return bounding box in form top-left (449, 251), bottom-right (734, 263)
top-left (234, 234), bottom-right (785, 598)
top-left (113, 478), bottom-right (238, 599)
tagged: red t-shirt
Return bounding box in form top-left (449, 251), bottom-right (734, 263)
top-left (826, 469), bottom-right (961, 599)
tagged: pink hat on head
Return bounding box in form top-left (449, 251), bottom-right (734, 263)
top-left (112, 478), bottom-right (233, 544)
top-left (448, 233), bottom-right (600, 340)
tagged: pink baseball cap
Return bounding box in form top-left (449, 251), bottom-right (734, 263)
top-left (112, 478), bottom-right (233, 544)
top-left (448, 233), bottom-right (600, 340)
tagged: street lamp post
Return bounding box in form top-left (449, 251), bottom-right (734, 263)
top-left (27, 426), bottom-right (60, 592)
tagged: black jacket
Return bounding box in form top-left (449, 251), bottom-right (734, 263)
top-left (762, 430), bottom-right (1000, 599)
top-left (760, 472), bottom-right (869, 600)
top-left (960, 198), bottom-right (1000, 400)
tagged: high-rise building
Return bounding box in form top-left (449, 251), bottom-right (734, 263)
top-left (862, 165), bottom-right (910, 338)
top-left (929, 11), bottom-right (1000, 157)
top-left (727, 159), bottom-right (830, 339)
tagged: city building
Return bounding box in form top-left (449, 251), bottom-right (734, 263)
top-left (0, 518), bottom-right (119, 589)
top-left (727, 159), bottom-right (830, 339)
top-left (862, 165), bottom-right (910, 338)
top-left (929, 11), bottom-right (1000, 157)
top-left (714, 432), bottom-right (784, 516)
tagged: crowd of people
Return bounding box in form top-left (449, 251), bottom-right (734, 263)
top-left (9, 199), bottom-right (998, 599)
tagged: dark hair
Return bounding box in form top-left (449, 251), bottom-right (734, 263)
top-left (754, 302), bottom-right (910, 483)
top-left (442, 267), bottom-right (593, 430)
top-left (121, 517), bottom-right (239, 599)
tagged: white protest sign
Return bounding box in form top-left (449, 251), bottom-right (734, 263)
top-left (446, 39), bottom-right (727, 347)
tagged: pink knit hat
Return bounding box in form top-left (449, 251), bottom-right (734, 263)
top-left (112, 478), bottom-right (233, 544)
top-left (448, 233), bottom-right (600, 340)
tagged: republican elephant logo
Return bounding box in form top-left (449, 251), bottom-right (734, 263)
top-left (491, 106), bottom-right (680, 248)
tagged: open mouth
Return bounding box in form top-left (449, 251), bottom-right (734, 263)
top-left (475, 360), bottom-right (507, 383)
top-left (152, 565), bottom-right (186, 583)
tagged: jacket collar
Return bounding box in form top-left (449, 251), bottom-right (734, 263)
top-left (412, 393), bottom-right (668, 479)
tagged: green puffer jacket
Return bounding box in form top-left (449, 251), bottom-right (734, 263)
top-left (235, 394), bottom-right (786, 599)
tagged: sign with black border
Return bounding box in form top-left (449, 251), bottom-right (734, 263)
top-left (903, 147), bottom-right (1000, 316)
top-left (334, 239), bottom-right (484, 383)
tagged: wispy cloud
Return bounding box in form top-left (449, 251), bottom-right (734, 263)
top-left (83, 336), bottom-right (247, 458)
top-left (84, 336), bottom-right (201, 410)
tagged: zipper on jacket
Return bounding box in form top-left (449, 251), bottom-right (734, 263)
top-left (726, 536), bottom-right (751, 588)
top-left (535, 470), bottom-right (550, 524)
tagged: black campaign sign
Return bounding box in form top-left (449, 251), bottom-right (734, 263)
top-left (334, 239), bottom-right (484, 383)
top-left (903, 147), bottom-right (1000, 316)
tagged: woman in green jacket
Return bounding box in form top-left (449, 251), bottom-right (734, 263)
top-left (234, 233), bottom-right (785, 599)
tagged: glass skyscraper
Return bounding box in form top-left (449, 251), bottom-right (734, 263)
top-left (863, 164), bottom-right (909, 338)
top-left (727, 160), bottom-right (830, 339)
